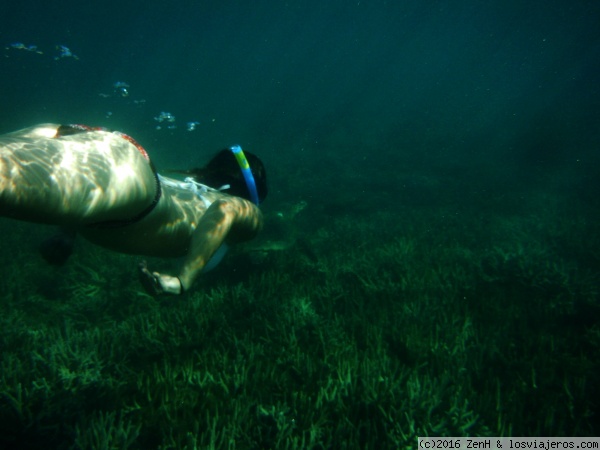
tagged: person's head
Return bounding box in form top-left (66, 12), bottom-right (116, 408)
top-left (181, 148), bottom-right (268, 203)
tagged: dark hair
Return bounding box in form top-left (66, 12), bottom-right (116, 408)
top-left (178, 149), bottom-right (268, 203)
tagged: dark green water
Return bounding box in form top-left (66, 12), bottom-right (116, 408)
top-left (1, 1), bottom-right (599, 447)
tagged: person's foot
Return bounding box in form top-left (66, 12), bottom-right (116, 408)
top-left (39, 230), bottom-right (76, 265)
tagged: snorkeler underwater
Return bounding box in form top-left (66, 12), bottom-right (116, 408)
top-left (1, 1), bottom-right (599, 446)
top-left (0, 123), bottom-right (268, 295)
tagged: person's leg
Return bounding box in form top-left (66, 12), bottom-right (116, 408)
top-left (0, 124), bottom-right (157, 226)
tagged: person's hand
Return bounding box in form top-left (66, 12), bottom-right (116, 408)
top-left (138, 261), bottom-right (183, 295)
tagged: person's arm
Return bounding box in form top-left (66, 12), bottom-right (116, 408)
top-left (139, 196), bottom-right (263, 295)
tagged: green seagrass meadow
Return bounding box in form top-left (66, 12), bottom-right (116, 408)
top-left (1, 167), bottom-right (598, 449)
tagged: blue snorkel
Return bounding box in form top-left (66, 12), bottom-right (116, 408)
top-left (202, 145), bottom-right (260, 273)
top-left (230, 145), bottom-right (260, 205)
